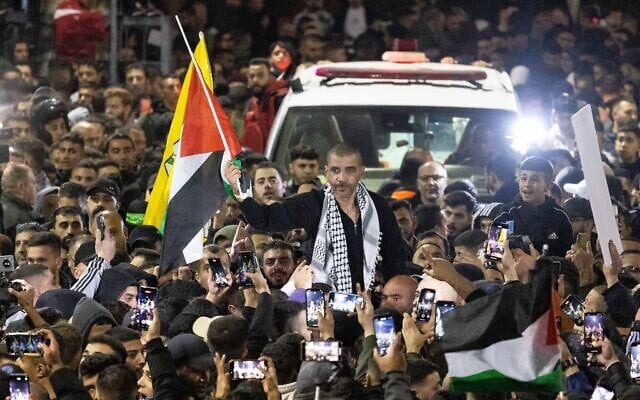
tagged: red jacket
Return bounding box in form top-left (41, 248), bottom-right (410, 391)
top-left (54, 0), bottom-right (107, 60)
top-left (241, 80), bottom-right (288, 153)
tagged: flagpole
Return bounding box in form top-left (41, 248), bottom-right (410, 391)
top-left (174, 16), bottom-right (232, 157)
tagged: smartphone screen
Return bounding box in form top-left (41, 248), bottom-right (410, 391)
top-left (584, 312), bottom-right (604, 353)
top-left (305, 289), bottom-right (325, 327)
top-left (231, 360), bottom-right (266, 380)
top-left (485, 223), bottom-right (509, 260)
top-left (328, 292), bottom-right (363, 313)
top-left (373, 313), bottom-right (396, 356)
top-left (132, 286), bottom-right (157, 331)
top-left (6, 333), bottom-right (45, 356)
top-left (435, 301), bottom-right (456, 339)
top-left (629, 342), bottom-right (640, 379)
top-left (209, 258), bottom-right (229, 287)
top-left (416, 288), bottom-right (436, 322)
top-left (303, 341), bottom-right (341, 362)
top-left (237, 251), bottom-right (258, 287)
top-left (560, 294), bottom-right (585, 325)
top-left (576, 233), bottom-right (590, 251)
top-left (96, 214), bottom-right (106, 241)
top-left (9, 374), bottom-right (29, 400)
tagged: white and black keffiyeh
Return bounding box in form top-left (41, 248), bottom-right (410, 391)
top-left (310, 183), bottom-right (381, 293)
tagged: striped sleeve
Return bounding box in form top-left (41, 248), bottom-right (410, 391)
top-left (71, 256), bottom-right (110, 298)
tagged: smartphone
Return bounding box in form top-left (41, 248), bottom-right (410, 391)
top-left (328, 292), bottom-right (363, 313)
top-left (416, 288), bottom-right (436, 322)
top-left (560, 294), bottom-right (585, 325)
top-left (373, 313), bottom-right (396, 356)
top-left (236, 251), bottom-right (258, 287)
top-left (302, 341), bottom-right (341, 362)
top-left (131, 286), bottom-right (157, 331)
top-left (230, 359), bottom-right (266, 380)
top-left (629, 342), bottom-right (640, 380)
top-left (96, 214), bottom-right (106, 241)
top-left (6, 333), bottom-right (45, 356)
top-left (584, 312), bottom-right (604, 353)
top-left (552, 260), bottom-right (562, 291)
top-left (435, 301), bottom-right (456, 339)
top-left (0, 144), bottom-right (9, 164)
top-left (9, 374), bottom-right (29, 400)
top-left (209, 258), bottom-right (229, 287)
top-left (305, 289), bottom-right (325, 327)
top-left (576, 233), bottom-right (590, 251)
top-left (485, 222), bottom-right (509, 260)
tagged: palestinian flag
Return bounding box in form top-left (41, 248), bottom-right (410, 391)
top-left (147, 36), bottom-right (242, 274)
top-left (439, 268), bottom-right (563, 393)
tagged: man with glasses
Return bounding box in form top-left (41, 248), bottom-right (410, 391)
top-left (413, 161), bottom-right (448, 208)
top-left (261, 241), bottom-right (296, 289)
top-left (14, 222), bottom-right (45, 267)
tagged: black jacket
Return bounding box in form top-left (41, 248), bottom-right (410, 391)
top-left (239, 189), bottom-right (407, 291)
top-left (494, 196), bottom-right (573, 257)
top-left (146, 337), bottom-right (192, 400)
top-left (490, 179), bottom-right (519, 204)
top-left (50, 368), bottom-right (91, 400)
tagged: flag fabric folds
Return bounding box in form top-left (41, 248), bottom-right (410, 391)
top-left (439, 268), bottom-right (563, 393)
top-left (144, 37), bottom-right (242, 274)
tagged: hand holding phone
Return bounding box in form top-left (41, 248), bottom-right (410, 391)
top-left (328, 292), bottom-right (363, 313)
top-left (131, 286), bottom-right (157, 331)
top-left (6, 333), bottom-right (46, 356)
top-left (485, 223), bottom-right (509, 261)
top-left (373, 313), bottom-right (396, 356)
top-left (305, 289), bottom-right (325, 327)
top-left (236, 251), bottom-right (258, 287)
top-left (96, 214), bottom-right (106, 241)
top-left (435, 301), bottom-right (455, 339)
top-left (9, 374), bottom-right (29, 400)
top-left (302, 341), bottom-right (341, 362)
top-left (584, 312), bottom-right (604, 353)
top-left (230, 360), bottom-right (266, 380)
top-left (415, 288), bottom-right (436, 322)
top-left (629, 342), bottom-right (640, 380)
top-left (209, 258), bottom-right (230, 287)
top-left (560, 294), bottom-right (585, 325)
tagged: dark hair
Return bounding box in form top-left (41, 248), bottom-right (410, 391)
top-left (52, 322), bottom-right (83, 368)
top-left (57, 132), bottom-right (85, 147)
top-left (453, 229), bottom-right (487, 249)
top-left (182, 298), bottom-right (220, 318)
top-left (130, 248), bottom-right (160, 267)
top-left (124, 62), bottom-right (147, 76)
top-left (329, 377), bottom-right (368, 400)
top-left (16, 222), bottom-right (45, 234)
top-left (73, 158), bottom-right (98, 173)
top-left (106, 326), bottom-right (140, 343)
top-left (485, 153), bottom-right (516, 183)
top-left (261, 240), bottom-right (295, 257)
top-left (158, 280), bottom-right (206, 301)
top-left (390, 199), bottom-right (412, 214)
top-left (168, 312), bottom-right (200, 338)
top-left (289, 145), bottom-right (319, 162)
top-left (273, 301), bottom-right (305, 338)
top-left (443, 190), bottom-right (477, 214)
top-left (207, 315), bottom-right (249, 359)
top-left (28, 231), bottom-right (62, 253)
top-left (156, 297), bottom-right (189, 337)
top-left (261, 343), bottom-right (299, 384)
top-left (444, 180), bottom-right (477, 198)
top-left (407, 358), bottom-right (440, 384)
top-left (8, 263), bottom-right (48, 281)
top-left (249, 57), bottom-right (271, 69)
top-left (97, 364), bottom-right (138, 400)
top-left (59, 181), bottom-right (87, 199)
top-left (87, 334), bottom-right (127, 363)
top-left (252, 161), bottom-right (286, 181)
top-left (328, 143), bottom-right (362, 165)
top-left (52, 206), bottom-right (83, 222)
top-left (105, 133), bottom-right (134, 153)
top-left (10, 137), bottom-right (47, 171)
top-left (414, 204), bottom-right (444, 236)
top-left (101, 300), bottom-right (131, 327)
top-left (79, 353), bottom-right (122, 377)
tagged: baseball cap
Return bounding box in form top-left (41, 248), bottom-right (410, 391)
top-left (128, 225), bottom-right (162, 249)
top-left (213, 225), bottom-right (237, 244)
top-left (192, 315), bottom-right (223, 340)
top-left (562, 197), bottom-right (593, 220)
top-left (167, 333), bottom-right (214, 371)
top-left (88, 178), bottom-right (121, 200)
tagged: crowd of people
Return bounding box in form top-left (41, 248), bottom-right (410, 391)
top-left (1, 0), bottom-right (640, 399)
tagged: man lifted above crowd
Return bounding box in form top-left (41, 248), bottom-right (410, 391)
top-left (225, 143), bottom-right (407, 293)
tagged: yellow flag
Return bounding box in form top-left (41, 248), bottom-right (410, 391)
top-left (143, 37), bottom-right (214, 232)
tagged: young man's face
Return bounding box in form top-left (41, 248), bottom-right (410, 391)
top-left (53, 213), bottom-right (84, 242)
top-left (57, 140), bottom-right (84, 171)
top-left (105, 97), bottom-right (131, 122)
top-left (443, 204), bottom-right (472, 238)
top-left (615, 131), bottom-right (639, 162)
top-left (393, 207), bottom-right (415, 242)
top-left (262, 248), bottom-right (295, 289)
top-left (107, 139), bottom-right (136, 172)
top-left (518, 170), bottom-right (550, 206)
top-left (71, 167), bottom-right (97, 189)
top-left (76, 65), bottom-right (100, 87)
top-left (44, 117), bottom-right (68, 143)
top-left (289, 158), bottom-right (319, 185)
top-left (253, 167), bottom-right (285, 204)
